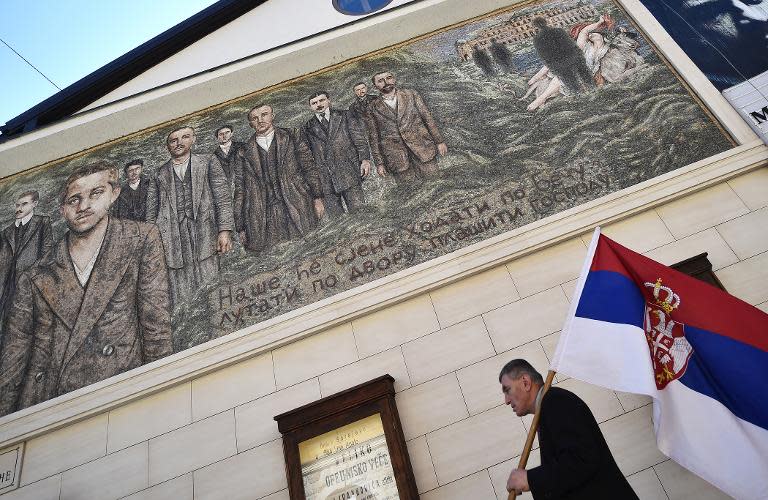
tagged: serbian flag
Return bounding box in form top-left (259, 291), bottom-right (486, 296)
top-left (551, 228), bottom-right (768, 499)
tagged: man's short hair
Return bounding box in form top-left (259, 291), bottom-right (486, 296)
top-left (499, 359), bottom-right (544, 384)
top-left (532, 17), bottom-right (547, 29)
top-left (214, 125), bottom-right (233, 137)
top-left (371, 71), bottom-right (391, 84)
top-left (60, 161), bottom-right (119, 205)
top-left (248, 103), bottom-right (272, 117)
top-left (17, 190), bottom-right (39, 203)
top-left (353, 82), bottom-right (366, 88)
top-left (166, 126), bottom-right (195, 143)
top-left (308, 91), bottom-right (329, 103)
top-left (123, 159), bottom-right (143, 174)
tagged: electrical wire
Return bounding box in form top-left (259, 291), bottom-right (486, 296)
top-left (0, 36), bottom-right (62, 90)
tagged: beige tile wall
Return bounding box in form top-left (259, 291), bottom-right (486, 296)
top-left (7, 168), bottom-right (767, 499)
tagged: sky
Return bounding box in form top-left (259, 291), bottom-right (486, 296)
top-left (0, 0), bottom-right (219, 127)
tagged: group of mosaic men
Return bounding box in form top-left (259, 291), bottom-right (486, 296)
top-left (0, 71), bottom-right (448, 415)
top-left (0, 67), bottom-right (641, 500)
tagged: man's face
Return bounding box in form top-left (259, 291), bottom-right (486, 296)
top-left (15, 195), bottom-right (37, 220)
top-left (217, 128), bottom-right (233, 145)
top-left (309, 94), bottom-right (330, 113)
top-left (501, 373), bottom-right (534, 417)
top-left (166, 127), bottom-right (196, 159)
top-left (125, 164), bottom-right (142, 184)
top-left (353, 83), bottom-right (368, 98)
top-left (248, 106), bottom-right (275, 135)
top-left (373, 72), bottom-right (396, 93)
top-left (60, 171), bottom-right (119, 234)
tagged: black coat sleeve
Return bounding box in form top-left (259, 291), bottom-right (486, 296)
top-left (527, 390), bottom-right (603, 498)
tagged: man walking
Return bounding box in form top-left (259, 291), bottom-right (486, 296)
top-left (500, 359), bottom-right (637, 498)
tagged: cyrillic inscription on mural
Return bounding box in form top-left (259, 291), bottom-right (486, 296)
top-left (208, 162), bottom-right (611, 334)
top-left (299, 414), bottom-right (398, 500)
top-left (0, 0), bottom-right (732, 416)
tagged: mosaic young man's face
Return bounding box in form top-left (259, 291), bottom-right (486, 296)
top-left (248, 106), bottom-right (275, 135)
top-left (125, 164), bottom-right (142, 184)
top-left (61, 171), bottom-right (119, 234)
top-left (353, 83), bottom-right (368, 98)
top-left (217, 127), bottom-right (233, 145)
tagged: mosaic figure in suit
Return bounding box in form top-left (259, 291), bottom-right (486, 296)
top-left (0, 163), bottom-right (172, 415)
top-left (0, 191), bottom-right (53, 337)
top-left (364, 71), bottom-right (448, 182)
top-left (114, 159), bottom-right (152, 221)
top-left (211, 124), bottom-right (246, 192)
top-left (301, 91), bottom-right (371, 216)
top-left (348, 82), bottom-right (378, 123)
top-left (146, 126), bottom-right (234, 306)
top-left (234, 104), bottom-right (323, 252)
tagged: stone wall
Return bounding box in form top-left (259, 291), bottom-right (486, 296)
top-left (3, 166), bottom-right (766, 500)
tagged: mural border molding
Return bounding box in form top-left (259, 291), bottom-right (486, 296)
top-left (0, 0), bottom-right (765, 445)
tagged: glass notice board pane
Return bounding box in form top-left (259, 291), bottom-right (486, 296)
top-left (299, 413), bottom-right (399, 500)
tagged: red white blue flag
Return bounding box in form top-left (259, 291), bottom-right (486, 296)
top-left (551, 228), bottom-right (768, 499)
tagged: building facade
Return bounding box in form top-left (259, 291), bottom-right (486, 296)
top-left (0, 0), bottom-right (765, 499)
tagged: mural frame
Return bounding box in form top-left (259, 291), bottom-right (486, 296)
top-left (0, 0), bottom-right (765, 447)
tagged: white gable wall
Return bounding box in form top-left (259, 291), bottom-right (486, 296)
top-left (80, 0), bottom-right (417, 112)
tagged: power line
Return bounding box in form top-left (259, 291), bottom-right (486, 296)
top-left (0, 36), bottom-right (62, 91)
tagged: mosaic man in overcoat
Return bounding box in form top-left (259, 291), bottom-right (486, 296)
top-left (234, 104), bottom-right (323, 252)
top-left (302, 91), bottom-right (371, 216)
top-left (146, 126), bottom-right (234, 306)
top-left (0, 163), bottom-right (172, 416)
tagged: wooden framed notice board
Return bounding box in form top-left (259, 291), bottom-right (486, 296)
top-left (275, 375), bottom-right (418, 499)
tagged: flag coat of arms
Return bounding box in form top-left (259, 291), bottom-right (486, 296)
top-left (551, 228), bottom-right (768, 499)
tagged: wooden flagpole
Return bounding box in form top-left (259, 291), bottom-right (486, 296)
top-left (508, 370), bottom-right (556, 500)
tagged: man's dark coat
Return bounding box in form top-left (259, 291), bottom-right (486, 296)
top-left (0, 215), bottom-right (53, 327)
top-left (233, 128), bottom-right (322, 252)
top-left (349, 94), bottom-right (378, 121)
top-left (533, 24), bottom-right (594, 92)
top-left (301, 109), bottom-right (369, 195)
top-left (528, 387), bottom-right (638, 499)
top-left (115, 176), bottom-right (151, 221)
top-left (212, 141), bottom-right (246, 180)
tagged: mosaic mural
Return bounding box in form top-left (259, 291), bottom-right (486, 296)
top-left (0, 0), bottom-right (733, 415)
